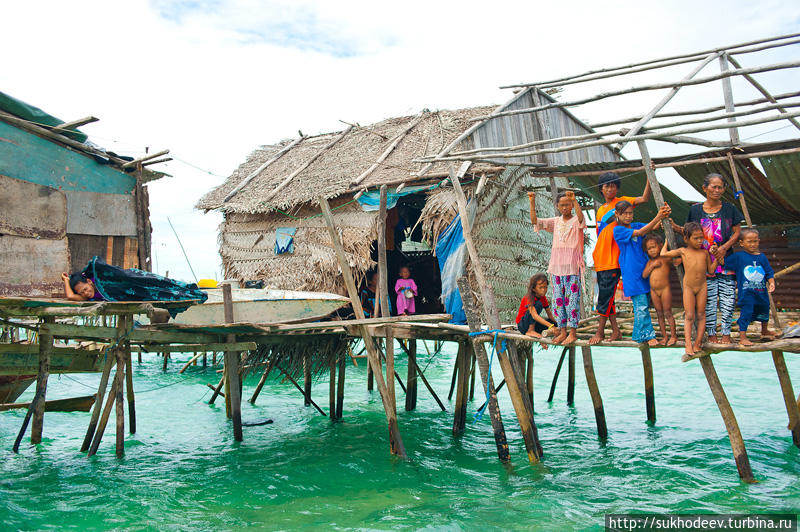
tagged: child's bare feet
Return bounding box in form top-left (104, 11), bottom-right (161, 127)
top-left (666, 335), bottom-right (678, 347)
top-left (525, 330), bottom-right (542, 339)
top-left (657, 338), bottom-right (666, 346)
top-left (739, 333), bottom-right (754, 347)
top-left (562, 330), bottom-right (577, 345)
top-left (552, 330), bottom-right (568, 345)
top-left (684, 346), bottom-right (695, 356)
top-left (589, 333), bottom-right (605, 345)
top-left (720, 334), bottom-right (732, 344)
top-left (760, 328), bottom-right (779, 341)
top-left (609, 330), bottom-right (622, 342)
top-left (647, 338), bottom-right (659, 347)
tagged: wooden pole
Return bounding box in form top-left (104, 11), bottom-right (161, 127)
top-left (581, 346), bottom-right (608, 439)
top-left (547, 347), bottom-right (568, 402)
top-left (719, 54), bottom-right (741, 145)
top-left (699, 356), bottom-right (755, 482)
top-left (249, 354), bottom-right (281, 404)
top-left (470, 348), bottom-right (477, 401)
top-left (524, 346), bottom-right (533, 405)
top-left (337, 353), bottom-right (346, 419)
top-left (726, 55), bottom-right (800, 134)
top-left (448, 362), bottom-right (458, 401)
top-left (405, 339), bottom-right (418, 411)
top-left (458, 277), bottom-right (510, 463)
top-left (222, 284), bottom-right (243, 442)
top-left (377, 185), bottom-right (398, 418)
top-left (452, 340), bottom-right (469, 436)
top-left (566, 346), bottom-right (576, 406)
top-left (209, 374), bottom-right (225, 404)
top-left (771, 350), bottom-right (800, 447)
top-left (329, 359), bottom-right (336, 418)
top-left (451, 166), bottom-right (542, 463)
top-left (303, 355), bottom-right (312, 407)
top-left (318, 195), bottom-right (406, 457)
top-left (114, 329), bottom-right (126, 458)
top-left (87, 378), bottom-right (119, 457)
top-left (123, 317), bottom-right (136, 434)
top-left (640, 344), bottom-right (656, 424)
top-left (81, 351), bottom-right (116, 452)
top-left (31, 316), bottom-right (54, 444)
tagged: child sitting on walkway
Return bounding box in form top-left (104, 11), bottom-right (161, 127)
top-left (642, 233), bottom-right (679, 346)
top-left (660, 222), bottom-right (720, 355)
top-left (613, 201), bottom-right (671, 346)
top-left (718, 228), bottom-right (777, 346)
top-left (528, 189), bottom-right (585, 345)
top-left (516, 274), bottom-right (557, 344)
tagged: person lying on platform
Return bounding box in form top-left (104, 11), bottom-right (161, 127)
top-left (515, 274), bottom-right (557, 348)
top-left (590, 171), bottom-right (651, 346)
top-left (717, 228), bottom-right (778, 346)
top-left (660, 222), bottom-right (720, 355)
top-left (641, 233), bottom-right (679, 346)
top-left (613, 201), bottom-right (671, 348)
top-left (59, 256), bottom-right (207, 319)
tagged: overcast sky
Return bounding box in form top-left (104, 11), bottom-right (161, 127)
top-left (2, 1), bottom-right (799, 282)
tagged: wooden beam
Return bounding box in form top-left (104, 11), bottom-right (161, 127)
top-left (30, 316), bottom-right (54, 444)
top-left (318, 195), bottom-right (406, 457)
top-left (727, 55), bottom-right (800, 134)
top-left (640, 344), bottom-right (656, 424)
top-left (719, 54), bottom-right (741, 145)
top-left (274, 314), bottom-right (451, 331)
top-left (581, 346), bottom-right (607, 439)
top-left (377, 185), bottom-right (397, 417)
top-left (223, 136), bottom-right (306, 202)
top-left (352, 114), bottom-right (425, 185)
top-left (51, 116), bottom-right (98, 133)
top-left (40, 323), bottom-right (218, 344)
top-left (121, 149), bottom-right (170, 169)
top-left (222, 284), bottom-right (243, 442)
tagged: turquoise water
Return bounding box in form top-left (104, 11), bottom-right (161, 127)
top-left (2, 343), bottom-right (799, 530)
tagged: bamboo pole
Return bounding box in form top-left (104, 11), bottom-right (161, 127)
top-left (81, 351), bottom-right (117, 452)
top-left (771, 350), bottom-right (800, 447)
top-left (581, 346), bottom-right (608, 439)
top-left (450, 165), bottom-right (542, 463)
top-left (318, 195), bottom-right (406, 457)
top-left (222, 285), bottom-right (243, 442)
top-left (458, 277), bottom-right (510, 463)
top-left (352, 114), bottom-right (425, 185)
top-left (699, 356), bottom-right (755, 482)
top-left (775, 260), bottom-right (800, 279)
top-left (719, 54), bottom-right (741, 145)
top-left (726, 55), bottom-right (800, 133)
top-left (640, 344), bottom-right (656, 424)
top-left (31, 316), bottom-right (54, 444)
top-left (223, 136), bottom-right (306, 202)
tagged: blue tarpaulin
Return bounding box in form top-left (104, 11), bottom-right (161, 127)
top-left (274, 227), bottom-right (297, 254)
top-left (356, 185), bottom-right (433, 211)
top-left (435, 204), bottom-right (474, 325)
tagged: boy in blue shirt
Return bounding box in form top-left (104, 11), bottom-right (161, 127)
top-left (720, 228), bottom-right (777, 346)
top-left (612, 200), bottom-right (671, 346)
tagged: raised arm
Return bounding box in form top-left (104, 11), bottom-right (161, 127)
top-left (660, 240), bottom-right (682, 259)
top-left (61, 272), bottom-right (85, 301)
top-left (632, 204), bottom-right (671, 237)
top-left (566, 190), bottom-right (584, 225)
top-left (527, 191), bottom-right (538, 226)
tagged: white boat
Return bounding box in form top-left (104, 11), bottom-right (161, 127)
top-left (171, 288), bottom-right (350, 325)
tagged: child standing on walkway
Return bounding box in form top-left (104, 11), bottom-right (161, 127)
top-left (590, 172), bottom-right (651, 345)
top-left (528, 189), bottom-right (586, 345)
top-left (612, 201), bottom-right (671, 346)
top-left (660, 222), bottom-right (720, 355)
top-left (641, 233), bottom-right (679, 346)
top-left (719, 228), bottom-right (777, 346)
top-left (395, 265), bottom-right (418, 315)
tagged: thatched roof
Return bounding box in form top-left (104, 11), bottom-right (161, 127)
top-left (196, 106), bottom-right (497, 213)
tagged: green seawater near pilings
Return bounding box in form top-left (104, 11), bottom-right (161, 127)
top-left (1, 343), bottom-right (799, 529)
top-left (0, 121), bottom-right (136, 194)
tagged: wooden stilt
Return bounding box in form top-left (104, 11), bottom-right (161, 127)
top-left (81, 350), bottom-right (117, 452)
top-left (123, 317), bottom-right (136, 434)
top-left (87, 377), bottom-right (119, 457)
top-left (525, 346), bottom-right (533, 405)
top-left (162, 351), bottom-right (168, 371)
top-left (319, 195), bottom-right (406, 457)
top-left (567, 346), bottom-right (576, 406)
top-left (329, 358), bottom-right (336, 418)
top-left (304, 355), bottom-right (312, 407)
top-left (410, 357), bottom-right (447, 411)
top-left (376, 186), bottom-right (399, 423)
top-left (31, 316), bottom-right (54, 444)
top-left (771, 350), bottom-right (800, 447)
top-left (448, 362), bottom-right (458, 401)
top-left (405, 339), bottom-right (418, 411)
top-left (203, 352), bottom-right (207, 367)
top-left (222, 284), bottom-right (243, 442)
top-left (213, 352), bottom-right (217, 365)
top-left (458, 277), bottom-right (510, 463)
top-left (699, 356), bottom-right (755, 482)
top-left (138, 351), bottom-right (142, 363)
top-left (275, 365), bottom-right (326, 416)
top-left (337, 353), bottom-right (346, 419)
top-left (640, 344), bottom-right (656, 423)
top-left (547, 347), bottom-right (568, 402)
top-left (453, 341), bottom-right (469, 436)
top-left (581, 346), bottom-right (608, 439)
top-left (469, 349), bottom-right (477, 401)
top-left (114, 336), bottom-right (126, 458)
top-left (367, 354), bottom-right (374, 391)
top-left (249, 354), bottom-right (281, 404)
top-left (209, 374), bottom-right (225, 404)
top-left (224, 365), bottom-right (231, 417)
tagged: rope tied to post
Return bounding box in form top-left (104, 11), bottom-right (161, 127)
top-left (469, 329), bottom-right (507, 423)
top-left (734, 190), bottom-right (744, 199)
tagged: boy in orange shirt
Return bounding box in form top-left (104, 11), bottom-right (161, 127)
top-left (589, 172), bottom-right (651, 345)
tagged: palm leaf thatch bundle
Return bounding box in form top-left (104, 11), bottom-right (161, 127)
top-left (243, 333), bottom-right (353, 381)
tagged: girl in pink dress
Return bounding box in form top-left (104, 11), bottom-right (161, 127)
top-left (528, 190), bottom-right (586, 345)
top-left (395, 265), bottom-right (418, 315)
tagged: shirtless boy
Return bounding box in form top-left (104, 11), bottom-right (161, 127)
top-left (660, 222), bottom-right (719, 355)
top-left (641, 233), bottom-right (678, 346)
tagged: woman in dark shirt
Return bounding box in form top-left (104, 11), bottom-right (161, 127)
top-left (672, 173), bottom-right (744, 344)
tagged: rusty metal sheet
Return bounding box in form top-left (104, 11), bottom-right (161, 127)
top-left (0, 174), bottom-right (66, 239)
top-left (0, 235), bottom-right (69, 297)
top-left (65, 190), bottom-right (137, 236)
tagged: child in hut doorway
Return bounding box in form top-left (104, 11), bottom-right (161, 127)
top-left (641, 233), bottom-right (680, 346)
top-left (516, 273), bottom-right (557, 348)
top-left (718, 228), bottom-right (777, 346)
top-left (528, 189), bottom-right (585, 345)
top-left (590, 171), bottom-right (651, 345)
top-left (395, 265), bottom-right (418, 315)
top-left (660, 222), bottom-right (721, 355)
top-left (612, 201), bottom-right (671, 346)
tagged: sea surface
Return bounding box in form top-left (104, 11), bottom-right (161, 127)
top-left (1, 342), bottom-right (799, 530)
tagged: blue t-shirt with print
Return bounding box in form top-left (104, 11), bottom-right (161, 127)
top-left (724, 251), bottom-right (774, 306)
top-left (613, 223), bottom-right (650, 297)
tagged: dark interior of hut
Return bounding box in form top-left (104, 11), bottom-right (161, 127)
top-left (364, 192), bottom-right (444, 316)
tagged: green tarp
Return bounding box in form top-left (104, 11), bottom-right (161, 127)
top-left (0, 91), bottom-right (88, 143)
